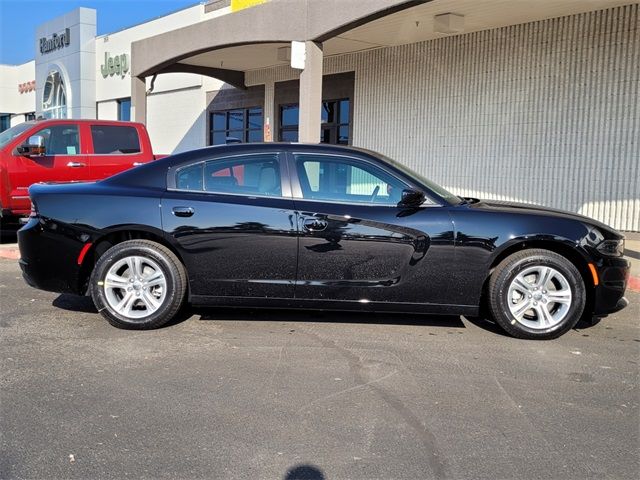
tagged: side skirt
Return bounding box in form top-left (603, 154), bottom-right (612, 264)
top-left (189, 295), bottom-right (479, 317)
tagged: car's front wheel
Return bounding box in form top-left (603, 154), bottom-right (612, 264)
top-left (488, 249), bottom-right (586, 339)
top-left (90, 240), bottom-right (187, 329)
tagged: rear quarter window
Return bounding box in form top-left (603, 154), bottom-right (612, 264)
top-left (91, 125), bottom-right (141, 154)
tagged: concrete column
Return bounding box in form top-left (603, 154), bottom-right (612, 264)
top-left (131, 75), bottom-right (147, 124)
top-left (263, 79), bottom-right (275, 142)
top-left (298, 41), bottom-right (323, 144)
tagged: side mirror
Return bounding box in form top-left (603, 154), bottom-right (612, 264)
top-left (399, 188), bottom-right (426, 207)
top-left (17, 135), bottom-right (45, 157)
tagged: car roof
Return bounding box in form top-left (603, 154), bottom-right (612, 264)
top-left (26, 119), bottom-right (144, 127)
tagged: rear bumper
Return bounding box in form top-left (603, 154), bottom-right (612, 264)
top-left (17, 217), bottom-right (84, 294)
top-left (592, 256), bottom-right (631, 316)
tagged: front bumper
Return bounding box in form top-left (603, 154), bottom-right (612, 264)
top-left (592, 255), bottom-right (631, 316)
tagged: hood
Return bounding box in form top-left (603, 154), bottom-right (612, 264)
top-left (471, 199), bottom-right (623, 238)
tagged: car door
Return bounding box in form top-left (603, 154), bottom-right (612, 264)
top-left (87, 123), bottom-right (148, 180)
top-left (9, 124), bottom-right (87, 210)
top-left (289, 151), bottom-right (457, 308)
top-left (162, 151), bottom-right (298, 300)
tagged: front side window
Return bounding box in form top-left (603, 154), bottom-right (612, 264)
top-left (176, 154), bottom-right (281, 197)
top-left (33, 125), bottom-right (80, 155)
top-left (294, 154), bottom-right (407, 205)
top-left (0, 122), bottom-right (33, 149)
top-left (210, 108), bottom-right (263, 145)
top-left (91, 125), bottom-right (140, 154)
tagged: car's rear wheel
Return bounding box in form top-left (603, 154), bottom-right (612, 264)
top-left (488, 249), bottom-right (586, 339)
top-left (90, 240), bottom-right (187, 329)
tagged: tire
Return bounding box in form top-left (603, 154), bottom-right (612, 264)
top-left (90, 240), bottom-right (187, 329)
top-left (488, 249), bottom-right (586, 340)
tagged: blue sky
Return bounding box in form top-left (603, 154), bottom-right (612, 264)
top-left (0, 0), bottom-right (199, 65)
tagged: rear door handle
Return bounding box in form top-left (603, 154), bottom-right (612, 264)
top-left (172, 206), bottom-right (195, 217)
top-left (67, 162), bottom-right (86, 168)
top-left (303, 218), bottom-right (328, 231)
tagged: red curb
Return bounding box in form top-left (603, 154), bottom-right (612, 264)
top-left (629, 275), bottom-right (640, 293)
top-left (0, 249), bottom-right (19, 260)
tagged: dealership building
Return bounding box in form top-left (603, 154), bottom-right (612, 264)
top-left (0, 0), bottom-right (637, 231)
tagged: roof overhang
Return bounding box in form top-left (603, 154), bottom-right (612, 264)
top-left (132, 0), bottom-right (632, 87)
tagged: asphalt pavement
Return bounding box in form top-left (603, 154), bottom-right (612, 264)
top-left (1, 257), bottom-right (639, 480)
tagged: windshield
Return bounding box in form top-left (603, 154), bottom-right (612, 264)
top-left (0, 122), bottom-right (34, 149)
top-left (373, 152), bottom-right (462, 205)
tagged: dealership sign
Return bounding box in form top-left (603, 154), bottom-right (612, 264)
top-left (39, 28), bottom-right (70, 54)
top-left (101, 52), bottom-right (129, 78)
top-left (18, 81), bottom-right (36, 94)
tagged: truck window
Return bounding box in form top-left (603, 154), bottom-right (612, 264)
top-left (91, 125), bottom-right (140, 154)
top-left (32, 125), bottom-right (81, 155)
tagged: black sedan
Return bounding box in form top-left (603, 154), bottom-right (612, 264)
top-left (18, 143), bottom-right (629, 339)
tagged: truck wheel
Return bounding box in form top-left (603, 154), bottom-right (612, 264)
top-left (488, 249), bottom-right (586, 339)
top-left (90, 240), bottom-right (187, 329)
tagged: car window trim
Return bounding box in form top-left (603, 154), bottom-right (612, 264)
top-left (168, 151), bottom-right (292, 198)
top-left (286, 151), bottom-right (441, 207)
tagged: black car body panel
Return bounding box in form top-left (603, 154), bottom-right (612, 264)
top-left (18, 143), bottom-right (629, 319)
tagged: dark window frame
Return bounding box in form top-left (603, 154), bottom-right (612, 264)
top-left (117, 98), bottom-right (131, 122)
top-left (278, 98), bottom-right (351, 145)
top-left (210, 107), bottom-right (263, 145)
top-left (0, 115), bottom-right (10, 133)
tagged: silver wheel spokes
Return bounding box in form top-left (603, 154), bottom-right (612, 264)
top-left (507, 266), bottom-right (572, 330)
top-left (103, 256), bottom-right (167, 319)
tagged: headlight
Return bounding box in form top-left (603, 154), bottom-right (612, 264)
top-left (596, 239), bottom-right (624, 257)
top-left (583, 227), bottom-right (604, 247)
top-left (582, 227), bottom-right (624, 257)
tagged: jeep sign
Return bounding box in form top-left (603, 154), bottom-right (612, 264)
top-left (100, 52), bottom-right (129, 78)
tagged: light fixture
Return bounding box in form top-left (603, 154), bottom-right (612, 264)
top-left (277, 46), bottom-right (291, 62)
top-left (434, 13), bottom-right (465, 34)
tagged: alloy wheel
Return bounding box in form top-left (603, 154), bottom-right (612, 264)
top-left (103, 255), bottom-right (167, 319)
top-left (507, 265), bottom-right (572, 330)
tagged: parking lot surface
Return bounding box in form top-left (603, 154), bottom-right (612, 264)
top-left (1, 257), bottom-right (639, 479)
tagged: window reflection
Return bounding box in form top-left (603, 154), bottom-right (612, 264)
top-left (279, 99), bottom-right (350, 145)
top-left (210, 107), bottom-right (263, 145)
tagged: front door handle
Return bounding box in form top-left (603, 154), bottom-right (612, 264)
top-left (172, 206), bottom-right (195, 217)
top-left (303, 218), bottom-right (328, 232)
top-left (67, 161), bottom-right (86, 168)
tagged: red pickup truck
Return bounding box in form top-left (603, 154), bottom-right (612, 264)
top-left (0, 119), bottom-right (164, 221)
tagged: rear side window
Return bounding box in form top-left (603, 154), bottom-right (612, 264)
top-left (174, 154), bottom-right (282, 197)
top-left (91, 125), bottom-right (140, 154)
top-left (176, 163), bottom-right (204, 191)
